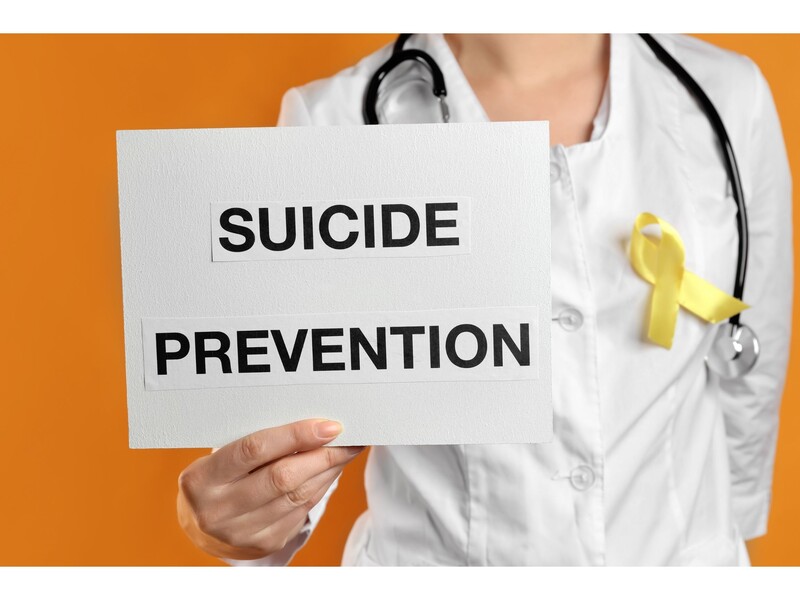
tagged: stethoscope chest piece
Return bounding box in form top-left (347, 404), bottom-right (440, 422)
top-left (705, 323), bottom-right (760, 379)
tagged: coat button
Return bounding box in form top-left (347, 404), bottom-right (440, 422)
top-left (557, 307), bottom-right (584, 332)
top-left (569, 465), bottom-right (596, 491)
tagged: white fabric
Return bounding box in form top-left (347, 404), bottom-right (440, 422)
top-left (244, 33), bottom-right (792, 566)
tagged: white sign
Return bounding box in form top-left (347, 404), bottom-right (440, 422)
top-left (117, 122), bottom-right (552, 448)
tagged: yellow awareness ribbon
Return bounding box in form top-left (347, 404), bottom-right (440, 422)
top-left (629, 212), bottom-right (749, 349)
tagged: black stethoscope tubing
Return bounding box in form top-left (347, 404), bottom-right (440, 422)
top-left (363, 36), bottom-right (448, 126)
top-left (638, 34), bottom-right (749, 328)
top-left (363, 33), bottom-right (756, 376)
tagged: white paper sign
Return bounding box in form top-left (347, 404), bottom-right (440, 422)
top-left (117, 122), bottom-right (552, 448)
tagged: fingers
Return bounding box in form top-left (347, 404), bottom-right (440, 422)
top-left (196, 465), bottom-right (344, 555)
top-left (218, 446), bottom-right (363, 519)
top-left (208, 418), bottom-right (344, 484)
top-left (176, 418), bottom-right (365, 562)
top-left (228, 505), bottom-right (311, 559)
top-left (245, 481), bottom-right (337, 554)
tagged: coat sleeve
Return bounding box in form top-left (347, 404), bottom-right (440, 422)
top-left (276, 86), bottom-right (313, 127)
top-left (713, 59), bottom-right (793, 541)
top-left (224, 87), bottom-right (342, 566)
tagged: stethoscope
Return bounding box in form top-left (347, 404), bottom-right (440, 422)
top-left (363, 33), bottom-right (759, 380)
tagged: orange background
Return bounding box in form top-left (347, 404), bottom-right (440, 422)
top-left (0, 34), bottom-right (797, 566)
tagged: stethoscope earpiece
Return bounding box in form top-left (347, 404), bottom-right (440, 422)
top-left (705, 323), bottom-right (760, 379)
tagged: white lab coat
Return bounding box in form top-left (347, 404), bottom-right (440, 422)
top-left (231, 33), bottom-right (793, 566)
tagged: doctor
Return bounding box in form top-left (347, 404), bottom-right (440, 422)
top-left (176, 33), bottom-right (793, 566)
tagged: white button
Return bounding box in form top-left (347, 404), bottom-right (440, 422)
top-left (557, 307), bottom-right (584, 332)
top-left (569, 465), bottom-right (596, 491)
top-left (550, 161), bottom-right (563, 183)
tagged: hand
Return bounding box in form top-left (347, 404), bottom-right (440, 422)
top-left (177, 419), bottom-right (364, 561)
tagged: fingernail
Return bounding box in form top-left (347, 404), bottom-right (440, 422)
top-left (344, 446), bottom-right (365, 456)
top-left (314, 420), bottom-right (343, 439)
